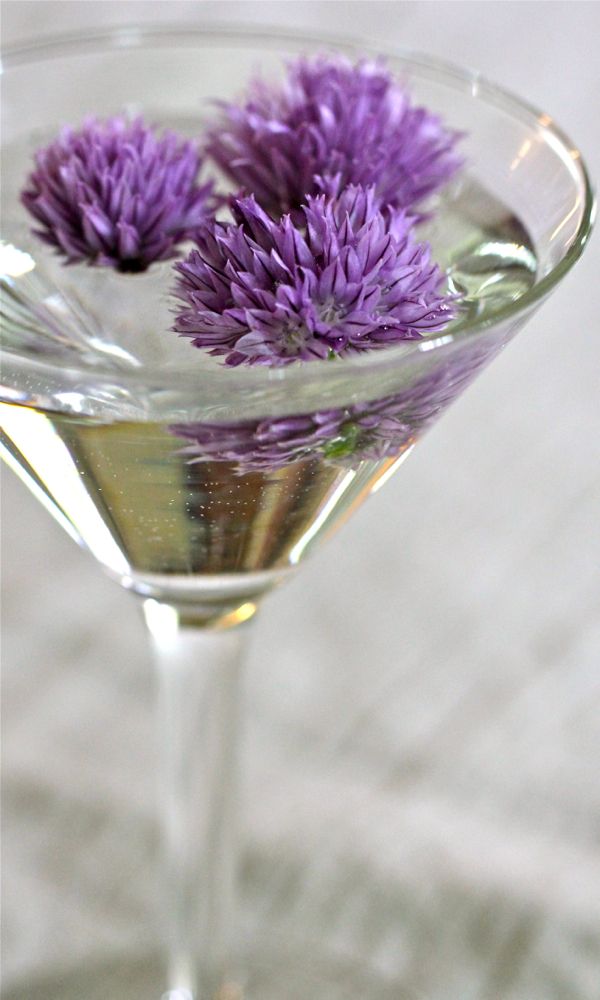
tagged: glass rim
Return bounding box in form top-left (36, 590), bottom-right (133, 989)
top-left (1, 21), bottom-right (596, 394)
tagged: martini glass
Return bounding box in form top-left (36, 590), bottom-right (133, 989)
top-left (0, 24), bottom-right (594, 1000)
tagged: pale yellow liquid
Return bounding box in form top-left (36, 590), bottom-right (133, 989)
top-left (0, 403), bottom-right (410, 596)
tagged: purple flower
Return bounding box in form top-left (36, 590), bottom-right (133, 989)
top-left (21, 116), bottom-right (214, 271)
top-left (171, 336), bottom-right (504, 474)
top-left (205, 55), bottom-right (463, 220)
top-left (172, 185), bottom-right (455, 366)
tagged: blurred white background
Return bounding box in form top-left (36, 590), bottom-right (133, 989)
top-left (2, 3), bottom-right (599, 998)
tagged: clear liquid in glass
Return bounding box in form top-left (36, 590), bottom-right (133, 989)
top-left (1, 129), bottom-right (538, 602)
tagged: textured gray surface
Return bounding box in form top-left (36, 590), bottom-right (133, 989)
top-left (2, 2), bottom-right (600, 997)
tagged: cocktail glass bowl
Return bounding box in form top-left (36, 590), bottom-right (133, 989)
top-left (0, 24), bottom-right (594, 1000)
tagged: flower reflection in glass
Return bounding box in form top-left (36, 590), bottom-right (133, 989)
top-left (172, 337), bottom-right (502, 474)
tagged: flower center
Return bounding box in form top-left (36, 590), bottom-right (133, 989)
top-left (117, 258), bottom-right (148, 274)
top-left (318, 298), bottom-right (345, 326)
top-left (278, 321), bottom-right (312, 356)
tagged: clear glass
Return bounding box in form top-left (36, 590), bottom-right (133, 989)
top-left (0, 24), bottom-right (594, 1000)
top-left (145, 600), bottom-right (247, 999)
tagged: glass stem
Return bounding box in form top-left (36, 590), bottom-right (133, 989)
top-left (143, 598), bottom-right (252, 1000)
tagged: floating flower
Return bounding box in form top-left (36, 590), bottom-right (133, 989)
top-left (21, 116), bottom-right (214, 271)
top-left (172, 185), bottom-right (455, 366)
top-left (205, 55), bottom-right (463, 219)
top-left (171, 337), bottom-right (503, 474)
